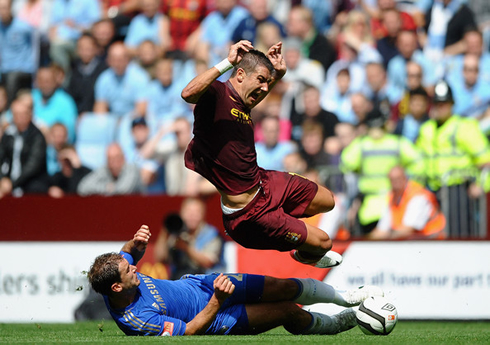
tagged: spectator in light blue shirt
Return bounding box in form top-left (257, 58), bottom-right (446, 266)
top-left (0, 0), bottom-right (38, 105)
top-left (255, 116), bottom-right (297, 171)
top-left (93, 42), bottom-right (150, 118)
top-left (321, 68), bottom-right (356, 125)
top-left (450, 54), bottom-right (490, 119)
top-left (147, 58), bottom-right (192, 124)
top-left (49, 0), bottom-right (101, 81)
top-left (231, 0), bottom-right (285, 45)
top-left (387, 30), bottom-right (437, 100)
top-left (124, 0), bottom-right (170, 56)
top-left (197, 0), bottom-right (248, 68)
top-left (445, 29), bottom-right (490, 86)
top-left (32, 66), bottom-right (77, 143)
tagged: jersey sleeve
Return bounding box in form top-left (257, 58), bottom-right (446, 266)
top-left (195, 80), bottom-right (222, 119)
top-left (119, 251), bottom-right (134, 265)
top-left (117, 309), bottom-right (187, 336)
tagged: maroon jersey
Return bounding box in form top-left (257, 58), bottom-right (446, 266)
top-left (185, 80), bottom-right (260, 195)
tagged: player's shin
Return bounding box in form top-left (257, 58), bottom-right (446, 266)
top-left (290, 278), bottom-right (347, 306)
top-left (295, 310), bottom-right (357, 335)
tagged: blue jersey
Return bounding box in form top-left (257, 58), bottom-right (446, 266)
top-left (103, 252), bottom-right (264, 336)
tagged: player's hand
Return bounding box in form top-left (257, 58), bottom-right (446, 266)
top-left (267, 42), bottom-right (287, 79)
top-left (134, 225), bottom-right (151, 251)
top-left (228, 40), bottom-right (254, 66)
top-left (213, 273), bottom-right (235, 303)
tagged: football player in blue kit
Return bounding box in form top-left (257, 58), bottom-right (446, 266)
top-left (88, 225), bottom-right (383, 336)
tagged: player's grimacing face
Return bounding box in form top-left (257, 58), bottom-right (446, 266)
top-left (242, 65), bottom-right (271, 108)
top-left (118, 259), bottom-right (140, 289)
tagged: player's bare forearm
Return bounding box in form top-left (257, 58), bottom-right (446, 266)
top-left (185, 274), bottom-right (235, 335)
top-left (181, 67), bottom-right (222, 104)
top-left (261, 42), bottom-right (287, 99)
top-left (181, 40), bottom-right (254, 104)
top-left (120, 225), bottom-right (151, 264)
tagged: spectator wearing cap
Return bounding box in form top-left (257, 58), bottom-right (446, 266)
top-left (340, 108), bottom-right (424, 235)
top-left (124, 116), bottom-right (161, 188)
top-left (416, 79), bottom-right (490, 236)
top-left (417, 80), bottom-right (490, 191)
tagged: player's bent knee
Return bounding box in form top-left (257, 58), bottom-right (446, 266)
top-left (306, 187), bottom-right (335, 215)
top-left (303, 225), bottom-right (333, 252)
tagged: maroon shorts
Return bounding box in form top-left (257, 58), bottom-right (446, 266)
top-left (222, 169), bottom-right (318, 252)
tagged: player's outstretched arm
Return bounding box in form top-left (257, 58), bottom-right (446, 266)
top-left (120, 225), bottom-right (151, 265)
top-left (253, 42), bottom-right (287, 106)
top-left (181, 40), bottom-right (254, 104)
top-left (267, 42), bottom-right (287, 87)
top-left (184, 274), bottom-right (235, 335)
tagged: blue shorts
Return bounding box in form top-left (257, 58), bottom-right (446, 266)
top-left (184, 273), bottom-right (265, 335)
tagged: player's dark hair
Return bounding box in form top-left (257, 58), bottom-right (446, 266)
top-left (231, 50), bottom-right (274, 77)
top-left (88, 252), bottom-right (123, 295)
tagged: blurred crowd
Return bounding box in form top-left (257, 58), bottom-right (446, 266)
top-left (1, 0), bottom-right (490, 239)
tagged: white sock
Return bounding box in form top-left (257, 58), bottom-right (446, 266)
top-left (292, 278), bottom-right (347, 306)
top-left (299, 311), bottom-right (336, 335)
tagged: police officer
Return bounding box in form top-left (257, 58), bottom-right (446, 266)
top-left (416, 80), bottom-right (490, 237)
top-left (340, 108), bottom-right (424, 235)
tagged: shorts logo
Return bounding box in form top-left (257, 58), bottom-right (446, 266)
top-left (285, 232), bottom-right (301, 243)
top-left (162, 321), bottom-right (174, 336)
top-left (231, 108), bottom-right (252, 124)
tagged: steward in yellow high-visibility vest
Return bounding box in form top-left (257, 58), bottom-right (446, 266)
top-left (416, 80), bottom-right (490, 192)
top-left (368, 166), bottom-right (446, 240)
top-left (340, 113), bottom-right (424, 233)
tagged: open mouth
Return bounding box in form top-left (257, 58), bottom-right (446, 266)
top-left (250, 92), bottom-right (260, 103)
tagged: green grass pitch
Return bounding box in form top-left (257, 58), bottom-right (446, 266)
top-left (1, 320), bottom-right (489, 344)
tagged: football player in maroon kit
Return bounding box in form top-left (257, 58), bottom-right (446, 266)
top-left (181, 40), bottom-right (342, 268)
